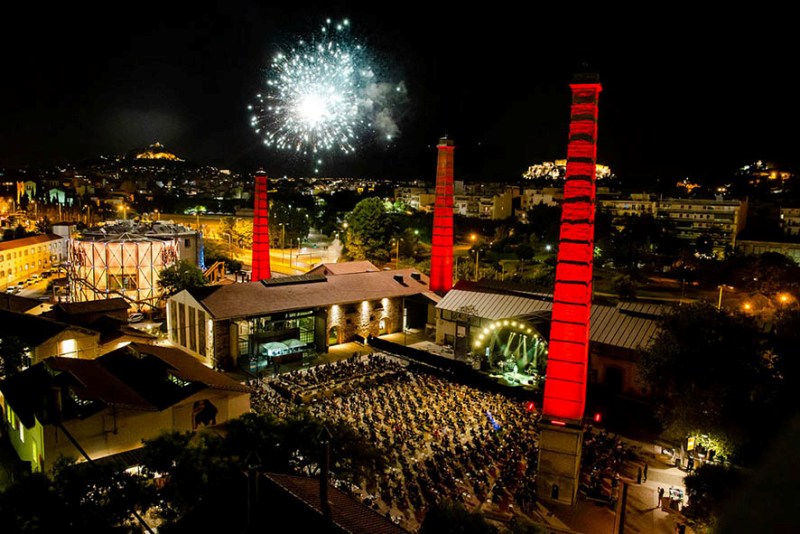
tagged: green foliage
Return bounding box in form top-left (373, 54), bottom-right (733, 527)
top-left (220, 216), bottom-right (252, 249)
top-left (683, 464), bottom-right (744, 532)
top-left (137, 409), bottom-right (386, 528)
top-left (525, 203), bottom-right (561, 248)
top-left (344, 197), bottom-right (392, 263)
top-left (0, 457), bottom-right (155, 532)
top-left (269, 199), bottom-right (311, 246)
top-left (51, 457), bottom-right (155, 531)
top-left (639, 302), bottom-right (775, 460)
top-left (34, 216), bottom-right (53, 235)
top-left (13, 224), bottom-right (28, 240)
top-left (203, 240), bottom-right (242, 273)
top-left (158, 260), bottom-right (207, 296)
top-left (140, 430), bottom-right (232, 525)
top-left (0, 335), bottom-right (29, 379)
top-left (723, 252), bottom-right (800, 296)
top-left (612, 274), bottom-right (638, 300)
top-left (419, 499), bottom-right (497, 534)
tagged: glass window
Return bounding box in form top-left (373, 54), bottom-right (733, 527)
top-left (189, 307), bottom-right (197, 352)
top-left (178, 303), bottom-right (187, 347)
top-left (198, 310), bottom-right (207, 356)
top-left (169, 302), bottom-right (179, 342)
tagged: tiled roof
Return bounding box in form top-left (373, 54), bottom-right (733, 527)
top-left (124, 343), bottom-right (249, 393)
top-left (0, 309), bottom-right (88, 347)
top-left (1, 343), bottom-right (249, 427)
top-left (55, 297), bottom-right (130, 315)
top-left (0, 233), bottom-right (64, 252)
top-left (0, 294), bottom-right (42, 313)
top-left (186, 267), bottom-right (432, 319)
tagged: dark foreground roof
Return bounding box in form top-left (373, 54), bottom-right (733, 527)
top-left (265, 473), bottom-right (409, 534)
top-left (0, 293), bottom-right (43, 313)
top-left (0, 309), bottom-right (93, 347)
top-left (1, 342), bottom-right (248, 428)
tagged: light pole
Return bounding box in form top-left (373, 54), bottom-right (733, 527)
top-left (474, 249), bottom-right (480, 282)
top-left (717, 285), bottom-right (733, 310)
top-left (280, 223), bottom-right (286, 261)
top-left (395, 237), bottom-right (400, 269)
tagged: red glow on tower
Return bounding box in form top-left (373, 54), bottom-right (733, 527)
top-left (251, 170), bottom-right (272, 281)
top-left (542, 75), bottom-right (602, 422)
top-left (429, 137), bottom-right (455, 293)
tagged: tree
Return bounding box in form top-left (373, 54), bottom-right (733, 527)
top-left (683, 464), bottom-right (743, 532)
top-left (0, 335), bottom-right (29, 379)
top-left (638, 302), bottom-right (775, 461)
top-left (0, 457), bottom-right (155, 532)
top-left (35, 216), bottom-right (53, 235)
top-left (397, 227), bottom-right (421, 260)
top-left (269, 200), bottom-right (311, 247)
top-left (724, 252), bottom-right (800, 296)
top-left (158, 260), bottom-right (207, 297)
top-left (13, 224), bottom-right (28, 239)
top-left (418, 499), bottom-right (496, 534)
top-left (203, 240), bottom-right (242, 274)
top-left (220, 216), bottom-right (252, 249)
top-left (612, 274), bottom-right (638, 300)
top-left (344, 197), bottom-right (392, 263)
top-left (50, 457), bottom-right (155, 532)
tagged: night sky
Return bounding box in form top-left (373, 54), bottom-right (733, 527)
top-left (1, 3), bottom-right (797, 187)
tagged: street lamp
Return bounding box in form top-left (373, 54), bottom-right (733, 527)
top-left (280, 223), bottom-right (286, 261)
top-left (118, 203), bottom-right (127, 221)
top-left (717, 285), bottom-right (733, 310)
top-left (473, 248), bottom-right (480, 281)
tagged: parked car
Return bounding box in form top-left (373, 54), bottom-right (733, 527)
top-left (128, 312), bottom-right (145, 323)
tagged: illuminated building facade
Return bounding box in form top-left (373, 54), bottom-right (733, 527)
top-left (251, 170), bottom-right (272, 281)
top-left (167, 262), bottom-right (436, 372)
top-left (538, 73), bottom-right (602, 505)
top-left (0, 342), bottom-right (249, 473)
top-left (0, 234), bottom-right (67, 290)
top-left (429, 138), bottom-right (455, 293)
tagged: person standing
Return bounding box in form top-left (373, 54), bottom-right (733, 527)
top-left (658, 487), bottom-right (665, 507)
top-left (643, 463), bottom-right (648, 481)
top-left (637, 467), bottom-right (642, 484)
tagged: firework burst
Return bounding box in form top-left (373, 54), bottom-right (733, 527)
top-left (249, 19), bottom-right (404, 160)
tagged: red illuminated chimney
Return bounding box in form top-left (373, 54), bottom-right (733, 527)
top-left (542, 72), bottom-right (602, 422)
top-left (251, 170), bottom-right (271, 281)
top-left (429, 137), bottom-right (455, 293)
top-left (536, 71), bottom-right (602, 508)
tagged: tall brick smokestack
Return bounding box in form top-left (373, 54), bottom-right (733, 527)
top-left (251, 169), bottom-right (271, 281)
top-left (537, 72), bottom-right (602, 507)
top-left (429, 137), bottom-right (455, 294)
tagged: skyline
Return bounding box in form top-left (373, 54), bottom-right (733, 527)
top-left (2, 4), bottom-right (798, 186)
